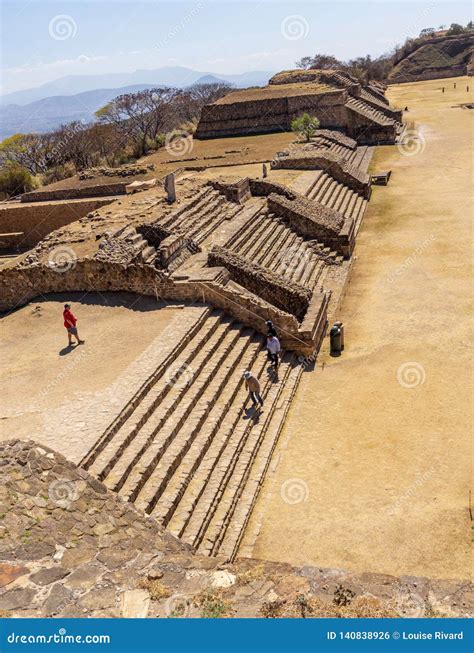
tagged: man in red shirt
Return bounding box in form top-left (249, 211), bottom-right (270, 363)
top-left (63, 304), bottom-right (84, 346)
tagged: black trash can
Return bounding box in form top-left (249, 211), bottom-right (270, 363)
top-left (334, 320), bottom-right (344, 350)
top-left (330, 325), bottom-right (342, 354)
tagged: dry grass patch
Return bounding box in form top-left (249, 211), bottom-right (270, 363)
top-left (138, 578), bottom-right (172, 601)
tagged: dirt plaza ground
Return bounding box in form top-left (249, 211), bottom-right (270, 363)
top-left (243, 77), bottom-right (473, 580)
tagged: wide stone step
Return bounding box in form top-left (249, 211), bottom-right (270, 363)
top-left (253, 220), bottom-right (287, 268)
top-left (196, 355), bottom-right (296, 555)
top-left (151, 337), bottom-right (262, 526)
top-left (234, 213), bottom-right (268, 257)
top-left (180, 194), bottom-right (226, 234)
top-left (82, 307), bottom-right (212, 471)
top-left (310, 173), bottom-right (332, 202)
top-left (115, 322), bottom-right (241, 503)
top-left (271, 231), bottom-right (299, 277)
top-left (325, 182), bottom-right (345, 210)
top-left (240, 214), bottom-right (275, 261)
top-left (181, 354), bottom-right (290, 550)
top-left (133, 325), bottom-right (254, 514)
top-left (165, 351), bottom-right (268, 537)
top-left (161, 188), bottom-right (215, 230)
top-left (217, 362), bottom-right (302, 560)
top-left (259, 222), bottom-right (291, 269)
top-left (89, 314), bottom-right (226, 482)
top-left (319, 178), bottom-right (338, 205)
top-left (229, 210), bottom-right (264, 252)
top-left (337, 188), bottom-right (355, 218)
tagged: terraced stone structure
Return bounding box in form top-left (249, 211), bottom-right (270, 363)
top-left (195, 69), bottom-right (403, 144)
top-left (0, 117), bottom-right (389, 610)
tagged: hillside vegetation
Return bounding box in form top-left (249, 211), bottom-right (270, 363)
top-left (388, 33), bottom-right (473, 83)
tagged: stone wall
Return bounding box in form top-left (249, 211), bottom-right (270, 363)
top-left (268, 193), bottom-right (355, 257)
top-left (21, 182), bottom-right (128, 203)
top-left (3, 439), bottom-right (470, 618)
top-left (209, 177), bottom-right (252, 204)
top-left (195, 89), bottom-right (348, 140)
top-left (0, 198), bottom-right (115, 250)
top-left (271, 149), bottom-right (371, 197)
top-left (248, 179), bottom-right (298, 201)
top-left (208, 245), bottom-right (311, 321)
top-left (0, 259), bottom-right (319, 354)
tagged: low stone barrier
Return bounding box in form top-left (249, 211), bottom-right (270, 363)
top-left (208, 245), bottom-right (311, 321)
top-left (267, 192), bottom-right (355, 257)
top-left (0, 197), bottom-right (116, 250)
top-left (271, 149), bottom-right (371, 197)
top-left (21, 182), bottom-right (128, 203)
top-left (0, 258), bottom-right (320, 355)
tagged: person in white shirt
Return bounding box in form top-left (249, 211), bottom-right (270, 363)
top-left (266, 334), bottom-right (281, 370)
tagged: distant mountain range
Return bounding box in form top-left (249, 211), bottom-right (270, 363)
top-left (0, 67), bottom-right (274, 139)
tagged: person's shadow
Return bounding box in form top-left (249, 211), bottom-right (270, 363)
top-left (59, 344), bottom-right (76, 356)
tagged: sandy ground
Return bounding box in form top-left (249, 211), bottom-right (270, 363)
top-left (243, 77), bottom-right (473, 580)
top-left (0, 293), bottom-right (190, 460)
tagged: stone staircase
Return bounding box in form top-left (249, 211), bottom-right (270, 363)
top-left (305, 172), bottom-right (367, 231)
top-left (81, 308), bottom-right (302, 560)
top-left (157, 187), bottom-right (242, 245)
top-left (225, 207), bottom-right (335, 289)
top-left (346, 96), bottom-right (396, 127)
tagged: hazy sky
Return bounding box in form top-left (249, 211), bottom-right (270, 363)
top-left (1, 0), bottom-right (472, 94)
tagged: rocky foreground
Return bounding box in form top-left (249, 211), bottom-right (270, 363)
top-left (0, 440), bottom-right (471, 618)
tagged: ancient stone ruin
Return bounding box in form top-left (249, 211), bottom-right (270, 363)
top-left (1, 79), bottom-right (472, 619)
top-left (195, 69), bottom-right (403, 144)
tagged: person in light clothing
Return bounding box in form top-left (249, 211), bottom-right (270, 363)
top-left (243, 371), bottom-right (264, 409)
top-left (266, 334), bottom-right (280, 370)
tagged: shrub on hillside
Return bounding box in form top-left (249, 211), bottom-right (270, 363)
top-left (0, 163), bottom-right (35, 199)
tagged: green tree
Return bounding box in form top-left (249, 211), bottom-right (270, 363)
top-left (291, 113), bottom-right (320, 142)
top-left (447, 23), bottom-right (464, 35)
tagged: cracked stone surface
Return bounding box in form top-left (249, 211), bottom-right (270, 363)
top-left (0, 439), bottom-right (471, 619)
